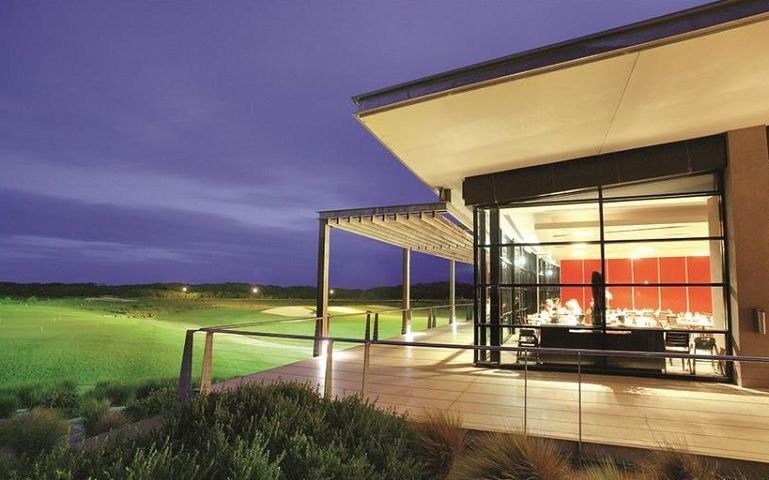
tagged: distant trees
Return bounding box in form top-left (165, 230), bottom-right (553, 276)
top-left (0, 281), bottom-right (472, 301)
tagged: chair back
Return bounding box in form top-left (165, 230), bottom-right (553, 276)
top-left (665, 331), bottom-right (690, 348)
top-left (694, 336), bottom-right (717, 350)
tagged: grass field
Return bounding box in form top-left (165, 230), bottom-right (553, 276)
top-left (0, 297), bottom-right (452, 389)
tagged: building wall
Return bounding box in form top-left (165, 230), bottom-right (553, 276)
top-left (725, 126), bottom-right (769, 388)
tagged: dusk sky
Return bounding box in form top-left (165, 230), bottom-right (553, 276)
top-left (1, 1), bottom-right (708, 288)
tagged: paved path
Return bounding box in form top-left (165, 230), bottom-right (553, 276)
top-left (216, 322), bottom-right (769, 464)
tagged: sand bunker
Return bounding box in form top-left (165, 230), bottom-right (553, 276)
top-left (263, 305), bottom-right (365, 317)
top-left (328, 306), bottom-right (365, 314)
top-left (263, 306), bottom-right (314, 317)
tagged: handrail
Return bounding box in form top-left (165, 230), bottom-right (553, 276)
top-left (192, 327), bottom-right (769, 364)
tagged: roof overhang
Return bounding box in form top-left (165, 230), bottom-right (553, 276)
top-left (319, 202), bottom-right (473, 264)
top-left (353, 1), bottom-right (769, 217)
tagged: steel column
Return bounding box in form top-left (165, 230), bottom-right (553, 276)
top-left (449, 259), bottom-right (456, 324)
top-left (402, 248), bottom-right (411, 334)
top-left (314, 218), bottom-right (330, 357)
top-left (177, 329), bottom-right (195, 401)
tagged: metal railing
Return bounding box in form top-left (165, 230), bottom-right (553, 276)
top-left (177, 306), bottom-right (769, 459)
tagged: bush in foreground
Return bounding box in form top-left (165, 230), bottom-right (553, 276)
top-left (448, 431), bottom-right (571, 480)
top-left (412, 411), bottom-right (467, 479)
top-left (0, 408), bottom-right (70, 458)
top-left (1, 383), bottom-right (425, 479)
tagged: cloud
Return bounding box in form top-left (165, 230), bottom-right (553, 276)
top-left (0, 155), bottom-right (329, 232)
top-left (0, 235), bottom-right (197, 263)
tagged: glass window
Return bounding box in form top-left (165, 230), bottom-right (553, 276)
top-left (602, 195), bottom-right (721, 241)
top-left (474, 172), bottom-right (729, 372)
top-left (499, 202), bottom-right (600, 243)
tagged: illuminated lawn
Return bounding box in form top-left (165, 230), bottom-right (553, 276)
top-left (0, 298), bottom-right (449, 389)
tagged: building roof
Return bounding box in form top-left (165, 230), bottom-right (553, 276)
top-left (353, 1), bottom-right (769, 112)
top-left (352, 1), bottom-right (769, 220)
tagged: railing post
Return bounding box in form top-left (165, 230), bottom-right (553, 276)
top-left (431, 307), bottom-right (437, 328)
top-left (364, 311), bottom-right (371, 340)
top-left (362, 340), bottom-right (371, 399)
top-left (373, 313), bottom-right (379, 341)
top-left (578, 351), bottom-right (583, 461)
top-left (427, 309), bottom-right (432, 329)
top-left (199, 331), bottom-right (214, 396)
top-left (523, 348), bottom-right (528, 434)
top-left (178, 330), bottom-right (195, 401)
top-left (466, 304), bottom-right (471, 321)
top-left (324, 340), bottom-right (334, 399)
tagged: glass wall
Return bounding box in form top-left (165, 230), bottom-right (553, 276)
top-left (474, 173), bottom-right (729, 378)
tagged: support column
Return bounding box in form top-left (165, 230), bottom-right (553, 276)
top-left (402, 248), bottom-right (411, 334)
top-left (449, 259), bottom-right (456, 324)
top-left (314, 219), bottom-right (330, 357)
top-left (725, 126), bottom-right (769, 388)
top-left (489, 208), bottom-right (501, 363)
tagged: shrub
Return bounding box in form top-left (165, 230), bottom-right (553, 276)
top-left (38, 380), bottom-right (81, 415)
top-left (80, 398), bottom-right (111, 436)
top-left (0, 391), bottom-right (20, 419)
top-left (125, 386), bottom-right (179, 421)
top-left (15, 384), bottom-right (45, 409)
top-left (135, 378), bottom-right (176, 400)
top-left (641, 448), bottom-right (720, 480)
top-left (576, 458), bottom-right (645, 480)
top-left (2, 383), bottom-right (425, 479)
top-left (88, 380), bottom-right (136, 405)
top-left (449, 431), bottom-right (571, 480)
top-left (92, 410), bottom-right (129, 436)
top-left (412, 411), bottom-right (467, 479)
top-left (0, 407), bottom-right (70, 458)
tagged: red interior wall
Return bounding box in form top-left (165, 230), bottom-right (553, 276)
top-left (560, 260), bottom-right (583, 307)
top-left (557, 256), bottom-right (713, 313)
top-left (606, 259), bottom-right (632, 310)
top-left (659, 257), bottom-right (687, 313)
top-left (687, 256), bottom-right (712, 313)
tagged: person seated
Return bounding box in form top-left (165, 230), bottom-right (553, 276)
top-left (565, 298), bottom-right (582, 316)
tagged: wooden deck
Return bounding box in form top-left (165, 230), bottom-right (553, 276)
top-left (215, 322), bottom-right (769, 464)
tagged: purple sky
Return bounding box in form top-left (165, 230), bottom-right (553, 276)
top-left (1, 1), bottom-right (708, 288)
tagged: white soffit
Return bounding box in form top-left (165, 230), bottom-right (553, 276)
top-left (357, 17), bottom-right (769, 196)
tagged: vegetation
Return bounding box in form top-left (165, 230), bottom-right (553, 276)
top-left (0, 408), bottom-right (70, 458)
top-left (1, 382), bottom-right (766, 479)
top-left (448, 431), bottom-right (572, 480)
top-left (0, 296), bottom-right (441, 390)
top-left (412, 411), bottom-right (467, 479)
top-left (0, 383), bottom-right (424, 479)
top-left (0, 391), bottom-right (20, 419)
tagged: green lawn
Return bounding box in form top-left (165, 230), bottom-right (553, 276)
top-left (0, 298), bottom-right (453, 389)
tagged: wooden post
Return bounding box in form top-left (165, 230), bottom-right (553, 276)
top-left (373, 312), bottom-right (379, 341)
top-left (402, 248), bottom-right (411, 334)
top-left (315, 219), bottom-right (330, 357)
top-left (199, 331), bottom-right (214, 396)
top-left (178, 330), bottom-right (195, 401)
top-left (324, 340), bottom-right (334, 399)
top-left (449, 259), bottom-right (456, 324)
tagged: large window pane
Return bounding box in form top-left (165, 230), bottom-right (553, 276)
top-left (603, 195), bottom-right (722, 241)
top-left (499, 202), bottom-right (600, 243)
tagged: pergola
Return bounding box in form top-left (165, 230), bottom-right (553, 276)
top-left (313, 201), bottom-right (473, 355)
